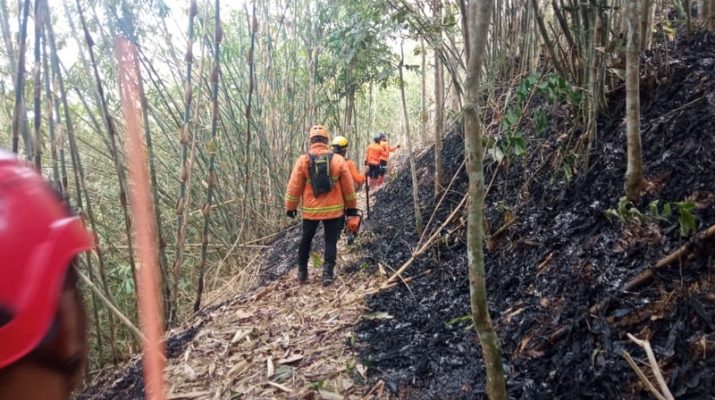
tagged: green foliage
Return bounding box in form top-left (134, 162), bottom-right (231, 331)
top-left (606, 197), bottom-right (697, 237)
top-left (561, 151), bottom-right (579, 183)
top-left (310, 252), bottom-right (324, 268)
top-left (674, 200), bottom-right (696, 237)
top-left (605, 196), bottom-right (644, 223)
top-left (446, 314), bottom-right (474, 331)
top-left (491, 73), bottom-right (577, 162)
top-left (538, 74), bottom-right (579, 105)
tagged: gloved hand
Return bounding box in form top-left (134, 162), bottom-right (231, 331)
top-left (364, 160), bottom-right (368, 166)
top-left (345, 208), bottom-right (359, 216)
top-left (286, 209), bottom-right (297, 218)
top-left (396, 144), bottom-right (401, 149)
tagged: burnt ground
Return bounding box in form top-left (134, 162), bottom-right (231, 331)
top-left (355, 33), bottom-right (715, 399)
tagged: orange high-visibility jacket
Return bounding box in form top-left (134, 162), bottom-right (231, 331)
top-left (379, 140), bottom-right (398, 161)
top-left (345, 159), bottom-right (366, 185)
top-left (285, 143), bottom-right (357, 220)
top-left (365, 143), bottom-right (386, 166)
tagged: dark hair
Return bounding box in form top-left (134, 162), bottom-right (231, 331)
top-left (0, 307), bottom-right (11, 328)
top-left (311, 136), bottom-right (328, 144)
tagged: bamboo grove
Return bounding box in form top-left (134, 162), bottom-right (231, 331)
top-left (1, 0), bottom-right (714, 372)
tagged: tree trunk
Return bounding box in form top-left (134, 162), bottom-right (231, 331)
top-left (434, 0), bottom-right (444, 199)
top-left (32, 0), bottom-right (43, 170)
top-left (459, 0), bottom-right (470, 63)
top-left (464, 1), bottom-right (507, 399)
top-left (399, 39), bottom-right (423, 236)
top-left (0, 0), bottom-right (16, 77)
top-left (624, 0), bottom-right (644, 202)
top-left (640, 0), bottom-right (656, 51)
top-left (703, 0), bottom-right (715, 31)
top-left (420, 38), bottom-right (427, 142)
top-left (531, 0), bottom-right (567, 79)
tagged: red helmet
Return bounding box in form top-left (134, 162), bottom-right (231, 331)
top-left (0, 151), bottom-right (93, 369)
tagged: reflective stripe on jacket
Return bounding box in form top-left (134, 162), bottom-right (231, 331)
top-left (379, 140), bottom-right (398, 161)
top-left (346, 159), bottom-right (366, 185)
top-left (285, 143), bottom-right (357, 220)
top-left (365, 143), bottom-right (386, 166)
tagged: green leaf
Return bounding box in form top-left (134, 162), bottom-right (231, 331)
top-left (447, 314), bottom-right (473, 326)
top-left (512, 136), bottom-right (527, 157)
top-left (534, 110), bottom-right (547, 135)
top-left (662, 202), bottom-right (672, 218)
top-left (504, 108), bottom-right (519, 126)
top-left (648, 200), bottom-right (660, 216)
top-left (617, 196), bottom-right (631, 217)
top-left (604, 208), bottom-right (621, 221)
top-left (676, 200), bottom-right (696, 237)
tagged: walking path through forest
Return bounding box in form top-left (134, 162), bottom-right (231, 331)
top-left (81, 190), bottom-right (396, 400)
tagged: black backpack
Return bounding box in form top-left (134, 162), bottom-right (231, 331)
top-left (308, 153), bottom-right (334, 196)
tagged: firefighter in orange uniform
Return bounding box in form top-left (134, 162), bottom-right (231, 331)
top-left (285, 125), bottom-right (357, 286)
top-left (0, 150), bottom-right (93, 400)
top-left (332, 136), bottom-right (365, 187)
top-left (378, 132), bottom-right (399, 186)
top-left (365, 133), bottom-right (387, 189)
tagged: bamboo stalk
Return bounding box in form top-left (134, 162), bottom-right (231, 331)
top-left (76, 0), bottom-right (140, 296)
top-left (172, 0), bottom-right (200, 324)
top-left (194, 0), bottom-right (223, 312)
top-left (32, 0), bottom-right (43, 170)
top-left (11, 0), bottom-right (30, 155)
top-left (44, 2), bottom-right (122, 361)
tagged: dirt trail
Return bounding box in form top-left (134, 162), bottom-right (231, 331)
top-left (78, 189), bottom-right (397, 399)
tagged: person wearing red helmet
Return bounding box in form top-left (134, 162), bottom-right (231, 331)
top-left (0, 150), bottom-right (93, 399)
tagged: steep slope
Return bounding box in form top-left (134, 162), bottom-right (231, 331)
top-left (77, 34), bottom-right (714, 400)
top-left (356, 33), bottom-right (715, 399)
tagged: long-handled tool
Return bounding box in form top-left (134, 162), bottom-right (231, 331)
top-left (365, 179), bottom-right (371, 220)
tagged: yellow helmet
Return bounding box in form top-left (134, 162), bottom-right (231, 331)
top-left (332, 135), bottom-right (348, 148)
top-left (309, 125), bottom-right (330, 140)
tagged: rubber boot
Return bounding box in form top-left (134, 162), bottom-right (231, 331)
top-left (297, 263), bottom-right (308, 284)
top-left (321, 263), bottom-right (335, 286)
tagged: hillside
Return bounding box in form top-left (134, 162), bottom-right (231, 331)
top-left (77, 33), bottom-right (715, 400)
top-left (356, 32), bottom-right (715, 399)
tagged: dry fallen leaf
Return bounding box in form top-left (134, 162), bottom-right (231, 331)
top-left (183, 365), bottom-right (197, 381)
top-left (266, 380), bottom-right (293, 393)
top-left (277, 354), bottom-right (303, 365)
top-left (266, 357), bottom-right (275, 378)
top-left (356, 363), bottom-right (367, 379)
top-left (318, 390), bottom-right (344, 400)
top-left (231, 328), bottom-right (253, 344)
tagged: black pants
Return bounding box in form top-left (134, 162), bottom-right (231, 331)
top-left (368, 164), bottom-right (381, 179)
top-left (298, 217), bottom-right (344, 268)
top-left (379, 160), bottom-right (388, 176)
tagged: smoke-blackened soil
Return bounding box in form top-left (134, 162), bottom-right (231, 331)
top-left (355, 33), bottom-right (715, 399)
